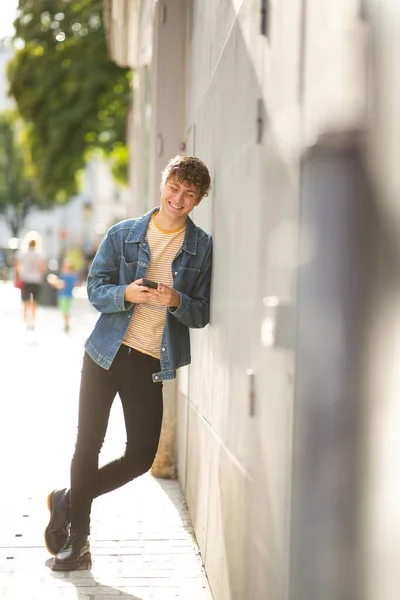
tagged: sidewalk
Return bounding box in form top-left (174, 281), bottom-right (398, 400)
top-left (0, 283), bottom-right (213, 600)
top-left (0, 476), bottom-right (213, 600)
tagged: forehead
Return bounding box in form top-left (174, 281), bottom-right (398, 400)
top-left (167, 175), bottom-right (199, 194)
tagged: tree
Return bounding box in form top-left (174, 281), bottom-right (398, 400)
top-left (0, 112), bottom-right (43, 237)
top-left (8, 0), bottom-right (131, 203)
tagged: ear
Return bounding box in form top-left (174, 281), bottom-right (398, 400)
top-left (195, 195), bottom-right (203, 206)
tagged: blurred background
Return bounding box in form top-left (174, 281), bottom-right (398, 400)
top-left (1, 1), bottom-right (400, 600)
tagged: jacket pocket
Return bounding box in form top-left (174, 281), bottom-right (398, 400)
top-left (119, 258), bottom-right (140, 284)
top-left (174, 266), bottom-right (201, 295)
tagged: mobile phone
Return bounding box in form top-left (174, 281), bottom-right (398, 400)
top-left (142, 278), bottom-right (158, 289)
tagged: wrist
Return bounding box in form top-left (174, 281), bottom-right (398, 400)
top-left (170, 290), bottom-right (181, 309)
top-left (123, 286), bottom-right (130, 301)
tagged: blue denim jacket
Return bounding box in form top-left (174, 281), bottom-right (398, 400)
top-left (84, 208), bottom-right (212, 382)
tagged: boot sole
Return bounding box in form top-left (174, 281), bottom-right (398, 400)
top-left (52, 551), bottom-right (92, 571)
top-left (44, 492), bottom-right (68, 556)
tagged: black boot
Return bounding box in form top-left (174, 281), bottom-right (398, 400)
top-left (44, 489), bottom-right (70, 555)
top-left (52, 533), bottom-right (91, 571)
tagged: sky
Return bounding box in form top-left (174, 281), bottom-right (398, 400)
top-left (0, 0), bottom-right (19, 40)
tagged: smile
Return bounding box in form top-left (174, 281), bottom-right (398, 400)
top-left (169, 201), bottom-right (184, 210)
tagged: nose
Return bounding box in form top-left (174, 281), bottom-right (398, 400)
top-left (172, 190), bottom-right (184, 204)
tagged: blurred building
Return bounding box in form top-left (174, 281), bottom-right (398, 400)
top-left (105, 2), bottom-right (399, 600)
top-left (21, 158), bottom-right (130, 266)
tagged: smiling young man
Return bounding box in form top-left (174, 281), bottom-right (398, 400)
top-left (45, 155), bottom-right (212, 571)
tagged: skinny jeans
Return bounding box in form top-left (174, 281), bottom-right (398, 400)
top-left (70, 345), bottom-right (163, 535)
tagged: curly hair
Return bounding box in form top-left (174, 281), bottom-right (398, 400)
top-left (161, 155), bottom-right (212, 198)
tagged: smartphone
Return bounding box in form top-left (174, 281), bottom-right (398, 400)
top-left (142, 278), bottom-right (158, 289)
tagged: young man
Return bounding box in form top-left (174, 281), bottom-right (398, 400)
top-left (45, 155), bottom-right (212, 571)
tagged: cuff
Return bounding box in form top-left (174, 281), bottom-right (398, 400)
top-left (116, 285), bottom-right (133, 311)
top-left (168, 291), bottom-right (189, 318)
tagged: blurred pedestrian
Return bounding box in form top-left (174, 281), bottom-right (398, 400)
top-left (47, 259), bottom-right (78, 333)
top-left (15, 238), bottom-right (46, 330)
top-left (45, 155), bottom-right (213, 571)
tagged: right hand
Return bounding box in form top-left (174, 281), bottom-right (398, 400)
top-left (47, 273), bottom-right (58, 285)
top-left (124, 278), bottom-right (155, 304)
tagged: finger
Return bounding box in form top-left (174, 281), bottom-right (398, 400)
top-left (133, 278), bottom-right (144, 285)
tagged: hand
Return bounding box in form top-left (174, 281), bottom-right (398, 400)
top-left (124, 278), bottom-right (153, 304)
top-left (47, 273), bottom-right (64, 289)
top-left (47, 273), bottom-right (58, 285)
top-left (154, 283), bottom-right (181, 308)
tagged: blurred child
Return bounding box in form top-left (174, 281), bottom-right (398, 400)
top-left (47, 259), bottom-right (78, 333)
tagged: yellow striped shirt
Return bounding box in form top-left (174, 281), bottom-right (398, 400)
top-left (122, 213), bottom-right (186, 358)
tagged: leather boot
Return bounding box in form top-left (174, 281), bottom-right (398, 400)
top-left (52, 533), bottom-right (92, 571)
top-left (44, 489), bottom-right (70, 555)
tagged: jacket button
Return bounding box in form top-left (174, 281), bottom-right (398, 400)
top-left (162, 347), bottom-right (166, 351)
top-left (174, 271), bottom-right (178, 276)
top-left (154, 376), bottom-right (159, 380)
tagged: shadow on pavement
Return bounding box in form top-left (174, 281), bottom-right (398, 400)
top-left (45, 558), bottom-right (145, 600)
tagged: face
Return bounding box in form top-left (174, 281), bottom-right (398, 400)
top-left (160, 176), bottom-right (201, 223)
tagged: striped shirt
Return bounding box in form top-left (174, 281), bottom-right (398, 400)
top-left (123, 213), bottom-right (186, 358)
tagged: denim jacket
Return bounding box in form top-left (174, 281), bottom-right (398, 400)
top-left (84, 207), bottom-right (212, 382)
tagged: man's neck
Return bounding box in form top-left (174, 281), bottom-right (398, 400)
top-left (154, 208), bottom-right (187, 231)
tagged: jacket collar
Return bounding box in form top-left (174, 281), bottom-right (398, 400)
top-left (125, 207), bottom-right (198, 255)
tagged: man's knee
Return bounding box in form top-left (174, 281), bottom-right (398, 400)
top-left (73, 434), bottom-right (103, 460)
top-left (125, 445), bottom-right (158, 477)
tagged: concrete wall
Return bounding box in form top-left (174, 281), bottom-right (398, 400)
top-left (110, 1), bottom-right (376, 599)
top-left (361, 219), bottom-right (400, 600)
top-left (176, 2), bottom-right (368, 600)
top-left (357, 4), bottom-right (400, 600)
top-left (148, 0), bottom-right (187, 206)
top-left (176, 2), bottom-right (302, 598)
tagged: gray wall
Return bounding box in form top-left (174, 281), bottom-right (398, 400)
top-left (175, 2), bottom-right (302, 598)
top-left (121, 1), bottom-right (383, 599)
top-left (173, 2), bottom-right (369, 600)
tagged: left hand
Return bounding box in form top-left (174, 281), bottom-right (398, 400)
top-left (151, 283), bottom-right (181, 308)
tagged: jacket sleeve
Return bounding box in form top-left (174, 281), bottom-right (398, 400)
top-left (86, 230), bottom-right (131, 313)
top-left (168, 240), bottom-right (212, 328)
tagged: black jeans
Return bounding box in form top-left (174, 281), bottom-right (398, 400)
top-left (70, 346), bottom-right (163, 535)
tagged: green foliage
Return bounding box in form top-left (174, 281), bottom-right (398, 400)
top-left (8, 0), bottom-right (131, 203)
top-left (0, 111), bottom-right (44, 237)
